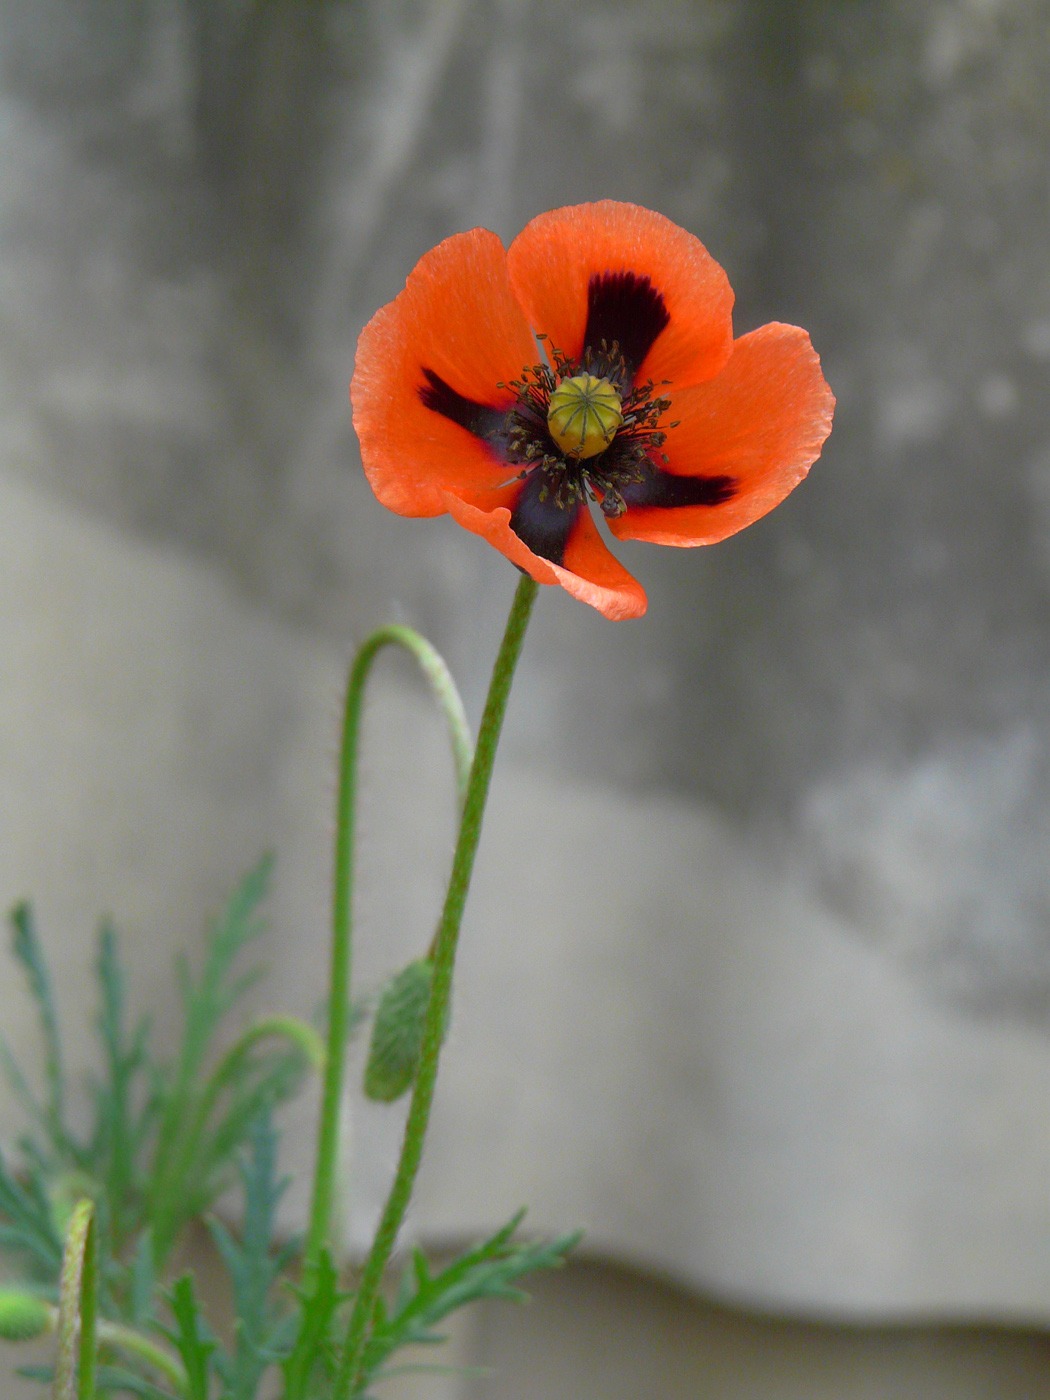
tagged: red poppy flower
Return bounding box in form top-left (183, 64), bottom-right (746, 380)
top-left (351, 201), bottom-right (834, 620)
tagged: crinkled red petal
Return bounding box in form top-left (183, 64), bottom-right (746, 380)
top-left (443, 490), bottom-right (647, 620)
top-left (506, 201), bottom-right (734, 388)
top-left (609, 323), bottom-right (834, 546)
top-left (350, 228), bottom-right (537, 517)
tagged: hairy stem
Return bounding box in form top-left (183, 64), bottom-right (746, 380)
top-left (333, 573), bottom-right (538, 1400)
top-left (304, 626), bottom-right (474, 1274)
top-left (54, 1198), bottom-right (96, 1400)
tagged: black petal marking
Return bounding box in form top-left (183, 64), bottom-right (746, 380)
top-left (583, 272), bottom-right (670, 378)
top-left (621, 464), bottom-right (736, 510)
top-left (509, 470), bottom-right (582, 566)
top-left (419, 368), bottom-right (505, 439)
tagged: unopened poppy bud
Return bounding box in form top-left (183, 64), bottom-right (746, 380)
top-left (364, 958), bottom-right (441, 1103)
top-left (0, 1289), bottom-right (53, 1341)
top-left (547, 374), bottom-right (623, 459)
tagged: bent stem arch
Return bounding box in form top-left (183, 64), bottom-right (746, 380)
top-left (320, 573), bottom-right (538, 1400)
top-left (304, 623), bottom-right (475, 1276)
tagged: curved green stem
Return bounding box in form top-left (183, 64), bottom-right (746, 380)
top-left (178, 1015), bottom-right (326, 1175)
top-left (54, 1198), bottom-right (97, 1400)
top-left (33, 1301), bottom-right (188, 1394)
top-left (150, 1016), bottom-right (324, 1262)
top-left (332, 574), bottom-right (538, 1400)
top-left (199, 1016), bottom-right (326, 1125)
top-left (304, 626), bottom-right (475, 1274)
top-left (95, 1321), bottom-right (188, 1394)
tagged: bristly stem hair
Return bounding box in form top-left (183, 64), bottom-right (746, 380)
top-left (304, 624), bottom-right (475, 1275)
top-left (328, 573), bottom-right (538, 1400)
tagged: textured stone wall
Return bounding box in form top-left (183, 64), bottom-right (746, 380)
top-left (2, 2), bottom-right (1050, 1386)
top-left (4, 3), bottom-right (1050, 1032)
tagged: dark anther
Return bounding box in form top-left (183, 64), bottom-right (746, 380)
top-left (600, 489), bottom-right (627, 519)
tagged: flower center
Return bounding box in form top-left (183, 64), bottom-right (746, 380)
top-left (500, 339), bottom-right (674, 520)
top-left (546, 374), bottom-right (623, 459)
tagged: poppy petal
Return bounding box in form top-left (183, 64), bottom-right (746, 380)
top-left (508, 469), bottom-right (581, 566)
top-left (559, 503), bottom-right (648, 618)
top-left (351, 228), bottom-right (537, 517)
top-left (506, 201), bottom-right (734, 388)
top-left (443, 489), bottom-right (647, 620)
top-left (608, 323), bottom-right (834, 547)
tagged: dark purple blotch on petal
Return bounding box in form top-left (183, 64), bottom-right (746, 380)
top-left (509, 470), bottom-right (582, 565)
top-left (419, 368), bottom-right (507, 440)
top-left (583, 272), bottom-right (670, 379)
top-left (621, 464), bottom-right (736, 509)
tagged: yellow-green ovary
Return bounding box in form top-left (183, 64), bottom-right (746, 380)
top-left (547, 374), bottom-right (623, 459)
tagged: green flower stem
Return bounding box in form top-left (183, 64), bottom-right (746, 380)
top-left (192, 1015), bottom-right (326, 1143)
top-left (76, 1212), bottom-right (97, 1400)
top-left (54, 1198), bottom-right (96, 1400)
top-left (148, 1015), bottom-right (325, 1265)
top-left (153, 1014), bottom-right (328, 1255)
top-left (304, 625), bottom-right (475, 1274)
top-left (33, 1300), bottom-right (188, 1394)
top-left (212, 1014), bottom-right (327, 1076)
top-left (333, 573), bottom-right (539, 1400)
top-left (96, 1321), bottom-right (188, 1394)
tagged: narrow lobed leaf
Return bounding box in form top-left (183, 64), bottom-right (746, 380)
top-left (8, 902), bottom-right (67, 1155)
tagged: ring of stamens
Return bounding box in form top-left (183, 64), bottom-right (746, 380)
top-left (499, 337), bottom-right (674, 520)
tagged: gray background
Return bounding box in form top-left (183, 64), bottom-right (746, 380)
top-left (2, 1), bottom-right (1050, 1395)
top-left (4, 0), bottom-right (1050, 1019)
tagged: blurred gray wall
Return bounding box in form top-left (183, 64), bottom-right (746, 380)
top-left (4, 0), bottom-right (1050, 1019)
top-left (2, 1), bottom-right (1050, 1395)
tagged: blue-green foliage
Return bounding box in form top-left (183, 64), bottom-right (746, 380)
top-left (0, 860), bottom-right (579, 1397)
top-left (0, 1151), bottom-right (63, 1279)
top-left (357, 1212), bottom-right (581, 1397)
top-left (164, 1274), bottom-right (218, 1400)
top-left (0, 858), bottom-right (312, 1392)
top-left (209, 1115), bottom-right (299, 1399)
top-left (8, 902), bottom-right (68, 1157)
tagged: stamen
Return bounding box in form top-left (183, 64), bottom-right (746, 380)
top-left (500, 339), bottom-right (680, 553)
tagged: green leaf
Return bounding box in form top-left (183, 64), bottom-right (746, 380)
top-left (14, 1362), bottom-right (53, 1383)
top-left (0, 1149), bottom-right (64, 1276)
top-left (358, 1211), bottom-right (580, 1389)
top-left (89, 922), bottom-right (154, 1247)
top-left (281, 1248), bottom-right (346, 1400)
top-left (163, 1275), bottom-right (216, 1400)
top-left (0, 1036), bottom-right (49, 1143)
top-left (93, 1365), bottom-right (176, 1399)
top-left (126, 1232), bottom-right (156, 1329)
top-left (206, 1112), bottom-right (295, 1400)
top-left (148, 855), bottom-right (294, 1263)
top-left (8, 902), bottom-right (68, 1156)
